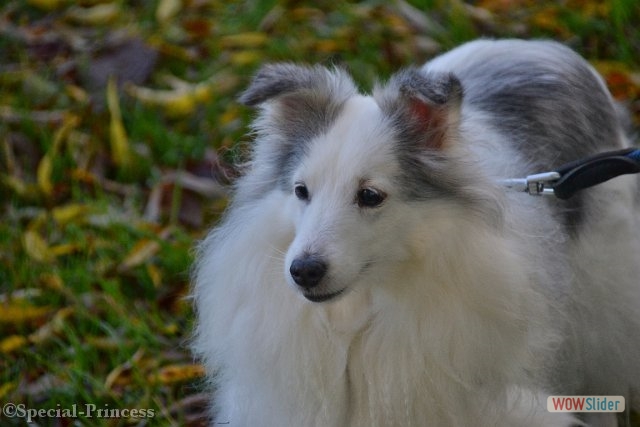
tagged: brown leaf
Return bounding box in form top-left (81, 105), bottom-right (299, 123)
top-left (28, 307), bottom-right (75, 344)
top-left (104, 348), bottom-right (145, 390)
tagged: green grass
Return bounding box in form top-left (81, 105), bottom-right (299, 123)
top-left (1, 0), bottom-right (638, 425)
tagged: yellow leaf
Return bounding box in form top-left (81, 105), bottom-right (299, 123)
top-left (119, 239), bottom-right (161, 271)
top-left (27, 0), bottom-right (67, 11)
top-left (220, 32), bottom-right (268, 48)
top-left (127, 85), bottom-right (197, 116)
top-left (0, 335), bottom-right (28, 353)
top-left (230, 51), bottom-right (262, 67)
top-left (148, 363), bottom-right (205, 385)
top-left (146, 263), bottom-right (163, 288)
top-left (192, 82), bottom-right (212, 103)
top-left (107, 77), bottom-right (132, 168)
top-left (0, 304), bottom-right (51, 324)
top-left (2, 175), bottom-right (28, 196)
top-left (50, 243), bottom-right (80, 257)
top-left (156, 0), bottom-right (182, 24)
top-left (37, 114), bottom-right (79, 197)
top-left (163, 322), bottom-right (179, 335)
top-left (65, 84), bottom-right (89, 103)
top-left (52, 203), bottom-right (90, 225)
top-left (36, 154), bottom-right (54, 197)
top-left (23, 230), bottom-right (53, 263)
top-left (105, 348), bottom-right (144, 390)
top-left (0, 382), bottom-right (16, 401)
top-left (66, 3), bottom-right (120, 25)
top-left (40, 273), bottom-right (64, 292)
top-left (86, 336), bottom-right (124, 350)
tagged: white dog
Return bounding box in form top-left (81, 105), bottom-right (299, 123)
top-left (193, 39), bottom-right (640, 426)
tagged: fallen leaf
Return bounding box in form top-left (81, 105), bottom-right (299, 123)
top-left (49, 243), bottom-right (81, 257)
top-left (148, 364), bottom-right (205, 385)
top-left (220, 32), bottom-right (268, 48)
top-left (37, 114), bottom-right (79, 197)
top-left (26, 0), bottom-right (68, 11)
top-left (107, 77), bottom-right (133, 168)
top-left (229, 51), bottom-right (263, 66)
top-left (105, 348), bottom-right (145, 390)
top-left (52, 203), bottom-right (91, 225)
top-left (147, 263), bottom-right (163, 288)
top-left (66, 3), bottom-right (121, 25)
top-left (593, 61), bottom-right (640, 100)
top-left (0, 304), bottom-right (51, 324)
top-left (0, 382), bottom-right (16, 401)
top-left (28, 307), bottom-right (75, 344)
top-left (0, 335), bottom-right (29, 353)
top-left (86, 336), bottom-right (130, 350)
top-left (157, 0), bottom-right (182, 24)
top-left (118, 239), bottom-right (161, 272)
top-left (23, 230), bottom-right (54, 263)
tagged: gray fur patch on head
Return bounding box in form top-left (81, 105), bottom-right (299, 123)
top-left (237, 63), bottom-right (358, 200)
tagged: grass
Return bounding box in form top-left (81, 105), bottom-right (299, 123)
top-left (0, 0), bottom-right (639, 425)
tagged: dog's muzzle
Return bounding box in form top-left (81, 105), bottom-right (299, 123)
top-left (289, 255), bottom-right (327, 289)
top-left (289, 254), bottom-right (345, 302)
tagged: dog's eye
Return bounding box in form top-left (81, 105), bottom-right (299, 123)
top-left (294, 183), bottom-right (309, 201)
top-left (357, 188), bottom-right (386, 208)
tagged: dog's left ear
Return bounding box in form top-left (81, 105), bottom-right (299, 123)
top-left (374, 68), bottom-right (462, 151)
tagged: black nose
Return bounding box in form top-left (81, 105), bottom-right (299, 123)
top-left (289, 255), bottom-right (327, 289)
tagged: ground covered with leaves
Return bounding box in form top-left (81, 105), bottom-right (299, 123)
top-left (1, 0), bottom-right (639, 425)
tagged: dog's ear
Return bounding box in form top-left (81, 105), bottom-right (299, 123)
top-left (239, 63), bottom-right (356, 107)
top-left (375, 68), bottom-right (462, 151)
top-left (239, 63), bottom-right (357, 143)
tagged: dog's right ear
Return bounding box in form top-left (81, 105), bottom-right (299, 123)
top-left (239, 63), bottom-right (357, 107)
top-left (238, 63), bottom-right (357, 146)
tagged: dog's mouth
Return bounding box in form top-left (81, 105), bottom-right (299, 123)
top-left (302, 289), bottom-right (345, 303)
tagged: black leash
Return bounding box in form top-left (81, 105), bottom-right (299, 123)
top-left (502, 148), bottom-right (640, 199)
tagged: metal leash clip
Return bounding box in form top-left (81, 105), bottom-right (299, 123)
top-left (501, 172), bottom-right (560, 196)
top-left (502, 148), bottom-right (640, 200)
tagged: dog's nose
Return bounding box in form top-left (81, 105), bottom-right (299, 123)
top-left (289, 256), bottom-right (327, 289)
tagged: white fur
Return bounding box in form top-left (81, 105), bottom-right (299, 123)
top-left (194, 40), bottom-right (640, 426)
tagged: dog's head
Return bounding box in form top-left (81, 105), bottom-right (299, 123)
top-left (239, 63), bottom-right (498, 302)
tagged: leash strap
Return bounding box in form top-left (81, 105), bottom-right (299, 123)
top-left (502, 148), bottom-right (640, 199)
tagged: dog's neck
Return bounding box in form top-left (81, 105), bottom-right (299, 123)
top-left (317, 289), bottom-right (373, 340)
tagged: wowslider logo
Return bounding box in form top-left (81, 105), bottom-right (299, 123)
top-left (547, 396), bottom-right (625, 413)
